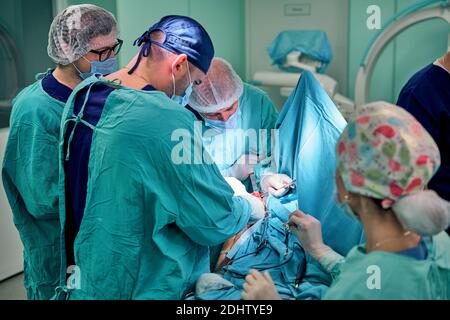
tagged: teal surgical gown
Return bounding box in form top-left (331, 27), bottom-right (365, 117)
top-left (2, 75), bottom-right (66, 299)
top-left (202, 84), bottom-right (278, 189)
top-left (56, 76), bottom-right (252, 300)
top-left (324, 232), bottom-right (450, 300)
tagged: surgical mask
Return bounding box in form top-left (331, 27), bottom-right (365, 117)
top-left (203, 107), bottom-right (241, 133)
top-left (73, 56), bottom-right (118, 80)
top-left (171, 62), bottom-right (193, 107)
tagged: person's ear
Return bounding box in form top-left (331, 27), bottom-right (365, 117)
top-left (171, 54), bottom-right (188, 73)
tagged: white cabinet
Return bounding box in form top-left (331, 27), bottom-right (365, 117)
top-left (0, 128), bottom-right (23, 281)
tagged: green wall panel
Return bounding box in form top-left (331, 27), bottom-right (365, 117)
top-left (348, 0), bottom-right (449, 103)
top-left (189, 0), bottom-right (245, 77)
top-left (116, 0), bottom-right (245, 77)
top-left (67, 0), bottom-right (117, 16)
top-left (348, 0), bottom-right (396, 102)
top-left (116, 0), bottom-right (189, 66)
top-left (394, 0), bottom-right (450, 100)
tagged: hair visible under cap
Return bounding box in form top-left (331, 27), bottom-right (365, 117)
top-left (148, 30), bottom-right (175, 61)
top-left (48, 4), bottom-right (118, 65)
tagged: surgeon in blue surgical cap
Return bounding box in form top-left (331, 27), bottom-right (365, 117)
top-left (55, 16), bottom-right (265, 300)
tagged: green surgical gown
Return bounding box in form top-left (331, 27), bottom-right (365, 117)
top-left (57, 77), bottom-right (252, 300)
top-left (2, 81), bottom-right (63, 299)
top-left (202, 84), bottom-right (278, 188)
top-left (324, 232), bottom-right (450, 300)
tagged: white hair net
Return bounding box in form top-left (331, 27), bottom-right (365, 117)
top-left (189, 57), bottom-right (244, 113)
top-left (393, 190), bottom-right (450, 236)
top-left (48, 4), bottom-right (118, 65)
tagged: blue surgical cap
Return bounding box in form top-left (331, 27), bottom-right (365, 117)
top-left (128, 15), bottom-right (215, 75)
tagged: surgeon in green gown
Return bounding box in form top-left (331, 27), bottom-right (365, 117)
top-left (241, 102), bottom-right (450, 300)
top-left (188, 57), bottom-right (293, 196)
top-left (1, 5), bottom-right (120, 300)
top-left (56, 16), bottom-right (265, 300)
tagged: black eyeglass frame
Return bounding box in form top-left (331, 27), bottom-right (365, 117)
top-left (90, 39), bottom-right (123, 62)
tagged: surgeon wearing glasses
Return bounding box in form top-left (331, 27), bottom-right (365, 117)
top-left (2, 4), bottom-right (120, 300)
top-left (72, 38), bottom-right (123, 79)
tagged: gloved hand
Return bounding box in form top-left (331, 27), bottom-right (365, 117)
top-left (288, 210), bottom-right (331, 260)
top-left (241, 270), bottom-right (282, 300)
top-left (240, 193), bottom-right (266, 222)
top-left (224, 177), bottom-right (265, 222)
top-left (261, 174), bottom-right (294, 198)
top-left (224, 177), bottom-right (248, 196)
top-left (230, 154), bottom-right (260, 181)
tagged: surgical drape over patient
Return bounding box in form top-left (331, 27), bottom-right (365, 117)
top-left (195, 71), bottom-right (363, 300)
top-left (273, 71), bottom-right (363, 299)
top-left (275, 71), bottom-right (361, 254)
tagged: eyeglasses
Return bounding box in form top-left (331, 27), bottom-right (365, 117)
top-left (90, 39), bottom-right (123, 62)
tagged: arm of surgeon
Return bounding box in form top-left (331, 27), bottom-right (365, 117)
top-left (166, 139), bottom-right (253, 247)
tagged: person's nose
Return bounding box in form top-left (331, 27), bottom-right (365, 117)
top-left (221, 111), bottom-right (234, 122)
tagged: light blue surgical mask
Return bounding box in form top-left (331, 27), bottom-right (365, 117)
top-left (74, 56), bottom-right (118, 80)
top-left (171, 62), bottom-right (193, 107)
top-left (203, 107), bottom-right (241, 133)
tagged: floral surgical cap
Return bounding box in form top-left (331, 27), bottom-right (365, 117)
top-left (336, 102), bottom-right (441, 208)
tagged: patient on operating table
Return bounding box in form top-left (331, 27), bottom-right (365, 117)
top-left (215, 177), bottom-right (294, 272)
top-left (191, 71), bottom-right (363, 300)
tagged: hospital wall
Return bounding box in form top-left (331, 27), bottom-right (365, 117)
top-left (1, 0), bottom-right (449, 108)
top-left (0, 0), bottom-right (54, 98)
top-left (348, 0), bottom-right (450, 103)
top-left (66, 0), bottom-right (117, 15)
top-left (245, 0), bottom-right (350, 110)
top-left (0, 0), bottom-right (46, 279)
top-left (114, 0), bottom-right (246, 78)
top-left (247, 0), bottom-right (449, 108)
top-left (60, 0), bottom-right (450, 109)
